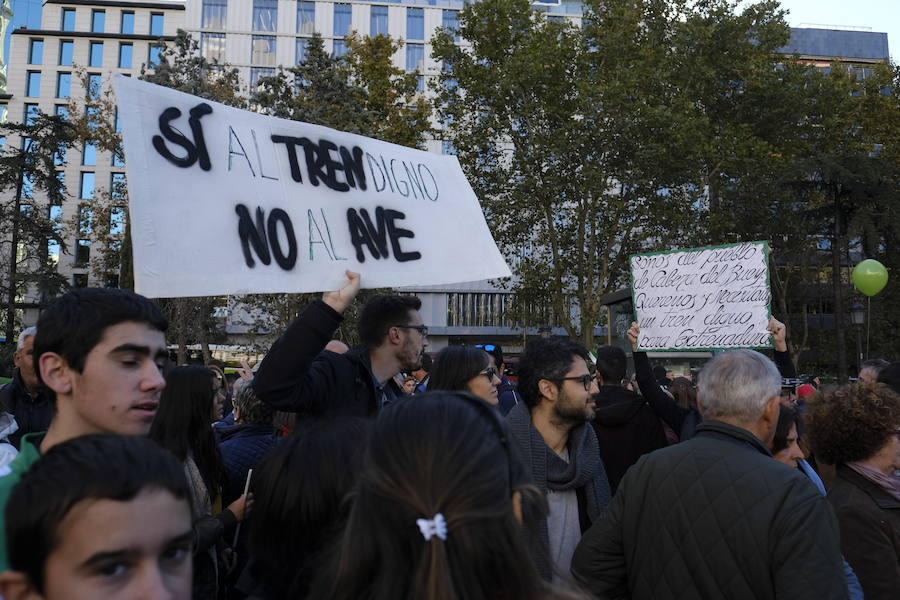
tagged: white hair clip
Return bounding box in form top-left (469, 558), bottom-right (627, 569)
top-left (416, 513), bottom-right (448, 541)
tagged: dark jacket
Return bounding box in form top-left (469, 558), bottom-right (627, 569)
top-left (497, 375), bottom-right (521, 416)
top-left (591, 385), bottom-right (668, 494)
top-left (633, 352), bottom-right (701, 441)
top-left (571, 420), bottom-right (847, 600)
top-left (0, 371), bottom-right (53, 449)
top-left (253, 300), bottom-right (402, 417)
top-left (828, 463), bottom-right (900, 599)
top-left (216, 423), bottom-right (279, 506)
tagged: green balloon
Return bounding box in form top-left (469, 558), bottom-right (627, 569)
top-left (852, 259), bottom-right (889, 297)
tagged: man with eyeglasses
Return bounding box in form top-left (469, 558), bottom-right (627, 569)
top-left (505, 337), bottom-right (610, 586)
top-left (253, 270), bottom-right (429, 417)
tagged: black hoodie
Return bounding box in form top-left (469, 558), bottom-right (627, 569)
top-left (591, 385), bottom-right (668, 494)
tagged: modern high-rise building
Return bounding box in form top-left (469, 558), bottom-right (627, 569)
top-left (0, 0), bottom-right (184, 332)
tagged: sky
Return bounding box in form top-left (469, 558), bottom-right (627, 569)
top-left (740, 0), bottom-right (899, 61)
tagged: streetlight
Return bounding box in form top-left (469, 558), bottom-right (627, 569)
top-left (850, 302), bottom-right (865, 373)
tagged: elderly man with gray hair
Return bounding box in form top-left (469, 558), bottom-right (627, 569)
top-left (571, 349), bottom-right (848, 600)
top-left (0, 327), bottom-right (53, 449)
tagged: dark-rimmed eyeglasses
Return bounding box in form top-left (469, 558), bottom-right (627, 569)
top-left (547, 374), bottom-right (596, 391)
top-left (395, 324), bottom-right (428, 336)
top-left (479, 367), bottom-right (498, 382)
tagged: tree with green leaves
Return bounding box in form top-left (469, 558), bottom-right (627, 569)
top-left (432, 0), bottom-right (793, 348)
top-left (252, 32), bottom-right (431, 147)
top-left (0, 112), bottom-right (78, 348)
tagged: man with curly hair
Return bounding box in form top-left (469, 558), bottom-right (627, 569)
top-left (806, 382), bottom-right (900, 599)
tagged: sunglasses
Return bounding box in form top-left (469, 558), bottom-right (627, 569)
top-left (475, 344), bottom-right (497, 352)
top-left (479, 367), bottom-right (498, 382)
top-left (547, 374), bottom-right (596, 391)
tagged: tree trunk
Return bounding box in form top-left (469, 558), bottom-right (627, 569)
top-left (4, 166), bottom-right (25, 347)
top-left (832, 188), bottom-right (847, 382)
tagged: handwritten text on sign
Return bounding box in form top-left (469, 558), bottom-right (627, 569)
top-left (113, 76), bottom-right (510, 298)
top-left (630, 242), bottom-right (772, 351)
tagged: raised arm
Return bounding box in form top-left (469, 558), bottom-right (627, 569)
top-left (253, 271), bottom-right (360, 413)
top-left (767, 318), bottom-right (797, 379)
top-left (629, 322), bottom-right (690, 433)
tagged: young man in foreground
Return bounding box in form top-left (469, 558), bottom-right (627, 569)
top-left (0, 287), bottom-right (169, 570)
top-left (0, 434), bottom-right (192, 599)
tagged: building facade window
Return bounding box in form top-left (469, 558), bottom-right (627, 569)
top-left (24, 104), bottom-right (39, 125)
top-left (109, 206), bottom-right (126, 235)
top-left (252, 0), bottom-right (277, 32)
top-left (87, 73), bottom-right (102, 97)
top-left (333, 39), bottom-right (347, 57)
top-left (59, 40), bottom-right (73, 65)
top-left (148, 46), bottom-right (161, 67)
top-left (61, 8), bottom-right (75, 31)
top-left (80, 172), bottom-right (95, 199)
top-left (333, 3), bottom-right (351, 37)
top-left (121, 12), bottom-right (134, 34)
top-left (251, 35), bottom-right (276, 65)
top-left (202, 0), bottom-right (227, 29)
top-left (201, 33), bottom-right (225, 63)
top-left (442, 10), bottom-right (459, 41)
top-left (48, 239), bottom-right (60, 266)
top-left (20, 173), bottom-right (33, 199)
top-left (112, 146), bottom-right (125, 166)
top-left (406, 43), bottom-right (424, 91)
top-left (56, 72), bottom-right (71, 98)
top-left (447, 293), bottom-right (513, 327)
top-left (370, 5), bottom-right (388, 36)
top-left (295, 37), bottom-right (308, 63)
top-left (28, 39), bottom-right (43, 64)
top-left (150, 13), bottom-right (164, 36)
top-left (111, 173), bottom-right (127, 199)
top-left (89, 41), bottom-right (103, 67)
top-left (250, 67), bottom-right (275, 89)
top-left (406, 7), bottom-right (424, 40)
top-left (91, 10), bottom-right (105, 33)
top-left (296, 1), bottom-right (315, 34)
top-left (78, 204), bottom-right (93, 235)
top-left (26, 71), bottom-right (40, 97)
top-left (118, 43), bottom-right (132, 68)
top-left (75, 240), bottom-right (91, 266)
top-left (82, 142), bottom-right (96, 166)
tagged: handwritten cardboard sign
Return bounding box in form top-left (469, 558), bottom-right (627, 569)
top-left (629, 241), bottom-right (772, 351)
top-left (112, 76), bottom-right (511, 298)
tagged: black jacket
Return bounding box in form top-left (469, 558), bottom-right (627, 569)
top-left (571, 420), bottom-right (847, 600)
top-left (253, 300), bottom-right (402, 417)
top-left (828, 464), bottom-right (900, 599)
top-left (0, 371), bottom-right (53, 449)
top-left (591, 386), bottom-right (668, 495)
top-left (216, 423), bottom-right (278, 505)
top-left (497, 375), bottom-right (521, 416)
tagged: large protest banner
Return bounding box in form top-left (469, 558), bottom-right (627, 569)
top-left (629, 241), bottom-right (772, 351)
top-left (112, 76), bottom-right (511, 298)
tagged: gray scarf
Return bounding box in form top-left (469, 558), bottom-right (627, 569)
top-left (506, 402), bottom-right (611, 580)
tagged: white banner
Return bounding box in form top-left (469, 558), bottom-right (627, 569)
top-left (630, 241), bottom-right (772, 351)
top-left (113, 76), bottom-right (511, 298)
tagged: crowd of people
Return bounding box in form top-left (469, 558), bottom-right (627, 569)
top-left (0, 270), bottom-right (898, 599)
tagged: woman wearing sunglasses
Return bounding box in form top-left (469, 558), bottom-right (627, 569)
top-left (429, 346), bottom-right (502, 406)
